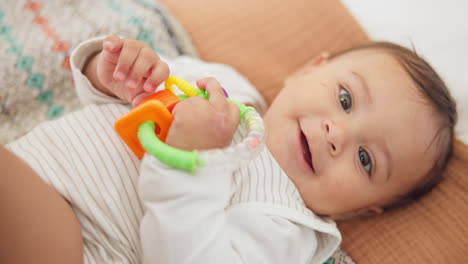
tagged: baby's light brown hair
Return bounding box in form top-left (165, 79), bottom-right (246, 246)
top-left (331, 42), bottom-right (458, 212)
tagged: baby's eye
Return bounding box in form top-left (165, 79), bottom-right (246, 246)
top-left (339, 86), bottom-right (352, 113)
top-left (358, 147), bottom-right (372, 175)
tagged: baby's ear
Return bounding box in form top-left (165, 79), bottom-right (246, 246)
top-left (365, 206), bottom-right (384, 216)
top-left (306, 52), bottom-right (330, 67)
top-left (285, 52), bottom-right (329, 84)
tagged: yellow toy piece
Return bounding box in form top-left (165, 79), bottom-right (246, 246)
top-left (165, 76), bottom-right (199, 97)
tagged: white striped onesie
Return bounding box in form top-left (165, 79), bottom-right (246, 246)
top-left (6, 37), bottom-right (341, 264)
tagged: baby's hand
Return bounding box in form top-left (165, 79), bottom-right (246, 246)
top-left (165, 78), bottom-right (240, 151)
top-left (96, 35), bottom-right (169, 106)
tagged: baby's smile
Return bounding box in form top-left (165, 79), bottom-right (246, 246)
top-left (297, 123), bottom-right (315, 174)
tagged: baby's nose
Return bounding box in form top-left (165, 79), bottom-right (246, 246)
top-left (322, 120), bottom-right (346, 156)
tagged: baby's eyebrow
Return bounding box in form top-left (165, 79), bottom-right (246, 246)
top-left (351, 71), bottom-right (373, 106)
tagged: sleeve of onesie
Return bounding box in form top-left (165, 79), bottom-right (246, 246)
top-left (137, 149), bottom-right (318, 264)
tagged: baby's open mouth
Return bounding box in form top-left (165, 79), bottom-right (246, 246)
top-left (300, 130), bottom-right (315, 172)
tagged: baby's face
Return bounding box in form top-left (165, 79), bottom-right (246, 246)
top-left (264, 49), bottom-right (439, 217)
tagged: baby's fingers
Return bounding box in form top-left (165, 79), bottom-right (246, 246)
top-left (131, 91), bottom-right (153, 107)
top-left (196, 78), bottom-right (229, 112)
top-left (127, 47), bottom-right (163, 91)
top-left (143, 60), bottom-right (169, 93)
top-left (196, 77), bottom-right (239, 128)
top-left (114, 39), bottom-right (142, 83)
top-left (99, 35), bottom-right (123, 75)
top-left (103, 35), bottom-right (123, 53)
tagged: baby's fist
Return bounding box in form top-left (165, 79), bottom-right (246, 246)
top-left (165, 78), bottom-right (240, 151)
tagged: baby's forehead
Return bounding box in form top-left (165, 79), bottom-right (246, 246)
top-left (333, 48), bottom-right (400, 68)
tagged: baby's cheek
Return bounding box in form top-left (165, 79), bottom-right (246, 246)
top-left (327, 171), bottom-right (374, 207)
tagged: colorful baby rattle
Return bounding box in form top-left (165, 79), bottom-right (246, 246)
top-left (114, 76), bottom-right (265, 173)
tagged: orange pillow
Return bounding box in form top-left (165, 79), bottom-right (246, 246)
top-left (160, 0), bottom-right (468, 263)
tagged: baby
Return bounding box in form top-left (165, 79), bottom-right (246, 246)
top-left (0, 35), bottom-right (456, 264)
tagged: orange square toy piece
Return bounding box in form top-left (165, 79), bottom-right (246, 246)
top-left (115, 90), bottom-right (180, 158)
